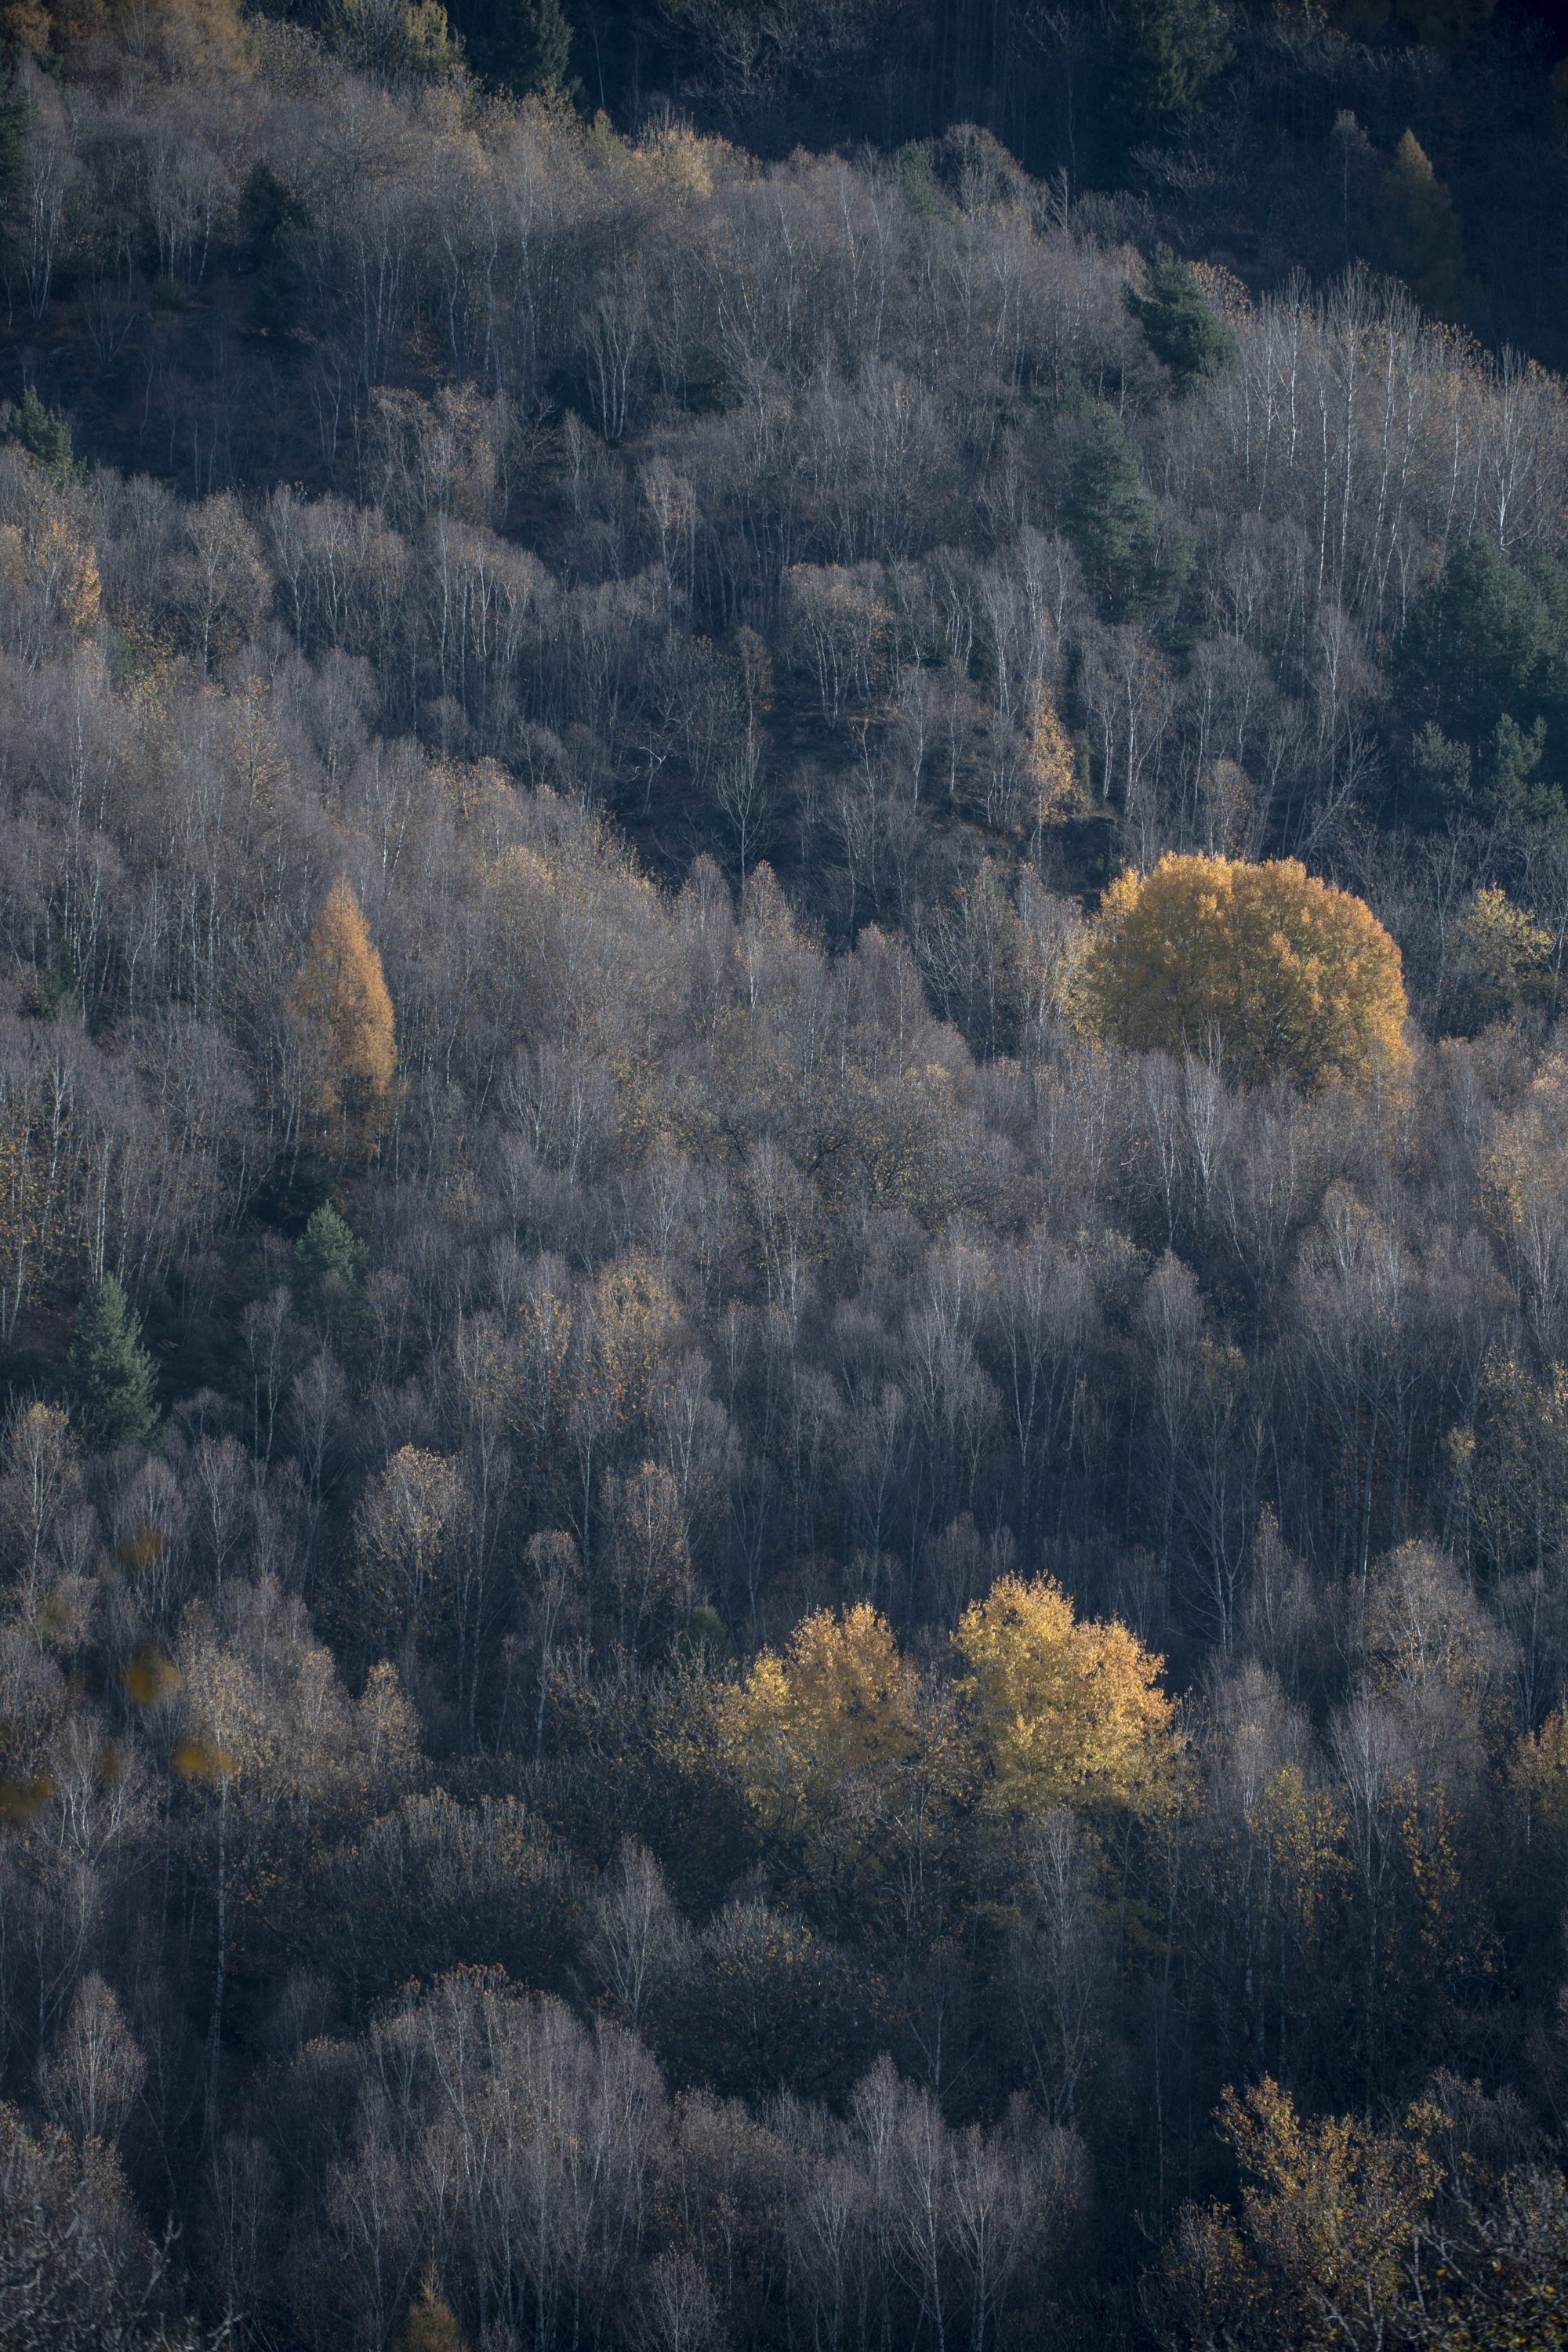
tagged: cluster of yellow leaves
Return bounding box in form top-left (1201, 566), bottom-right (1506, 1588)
top-left (1227, 2076), bottom-right (1436, 2326)
top-left (1163, 2077), bottom-right (1441, 2347)
top-left (588, 1254), bottom-right (678, 1428)
top-left (737, 1602), bottom-right (919, 1840)
top-left (953, 1573), bottom-right (1177, 1816)
top-left (1481, 1057), bottom-right (1568, 1280)
top-left (1446, 885), bottom-right (1557, 1028)
top-left (393, 2267), bottom-right (464, 2352)
top-left (1190, 258), bottom-right (1254, 323)
top-left (353, 1445), bottom-right (467, 1653)
top-left (289, 877), bottom-right (397, 1154)
top-left (1251, 1762), bottom-right (1348, 1954)
top-left (1508, 1704), bottom-right (1568, 1862)
top-left (624, 125), bottom-right (735, 202)
top-left (1027, 691), bottom-right (1078, 822)
top-left (736, 1581), bottom-right (1175, 1848)
top-left (0, 452), bottom-right (101, 648)
top-left (1085, 853), bottom-right (1410, 1094)
top-left (0, 508), bottom-right (101, 635)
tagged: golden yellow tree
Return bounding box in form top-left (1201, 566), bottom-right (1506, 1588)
top-left (394, 2267), bottom-right (464, 2352)
top-left (1084, 853), bottom-right (1410, 1093)
top-left (290, 877), bottom-right (397, 1154)
top-left (953, 1573), bottom-right (1175, 1815)
top-left (1444, 885), bottom-right (1556, 1031)
top-left (738, 1602), bottom-right (920, 1841)
top-left (1160, 2077), bottom-right (1438, 2349)
top-left (1028, 689), bottom-right (1078, 825)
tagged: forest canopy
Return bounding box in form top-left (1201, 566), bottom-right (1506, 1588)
top-left (0, 0), bottom-right (1566, 2345)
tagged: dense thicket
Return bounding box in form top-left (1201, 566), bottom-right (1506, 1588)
top-left (4, 2), bottom-right (1568, 2347)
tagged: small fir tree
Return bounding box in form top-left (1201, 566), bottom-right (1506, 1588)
top-left (15, 385), bottom-right (78, 487)
top-left (1061, 408), bottom-right (1190, 625)
top-left (67, 1276), bottom-right (159, 1450)
top-left (1104, 0), bottom-right (1229, 163)
top-left (0, 58), bottom-right (30, 215)
top-left (457, 0), bottom-right (573, 94)
top-left (238, 162), bottom-right (310, 338)
top-left (294, 1201), bottom-right (366, 1287)
top-left (1123, 245), bottom-right (1235, 390)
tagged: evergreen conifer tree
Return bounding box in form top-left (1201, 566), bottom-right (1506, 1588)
top-left (1105, 0), bottom-right (1229, 164)
top-left (454, 0), bottom-right (572, 93)
top-left (67, 1276), bottom-right (159, 1450)
top-left (1061, 408), bottom-right (1190, 625)
top-left (1396, 532), bottom-right (1568, 822)
top-left (295, 1202), bottom-right (365, 1287)
top-left (239, 162), bottom-right (310, 338)
top-left (1123, 245), bottom-right (1235, 390)
top-left (0, 58), bottom-right (29, 218)
top-left (15, 385), bottom-right (78, 487)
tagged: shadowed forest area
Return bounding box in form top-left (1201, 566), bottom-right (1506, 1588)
top-left (5, 0), bottom-right (1568, 2343)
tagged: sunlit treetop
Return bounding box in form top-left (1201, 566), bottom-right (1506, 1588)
top-left (1084, 852), bottom-right (1410, 1094)
top-left (953, 1573), bottom-right (1178, 1817)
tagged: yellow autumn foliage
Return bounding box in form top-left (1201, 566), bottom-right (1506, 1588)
top-left (1481, 1057), bottom-right (1568, 1300)
top-left (1446, 885), bottom-right (1556, 1029)
top-left (290, 877), bottom-right (397, 1152)
top-left (0, 488), bottom-right (101, 641)
top-left (953, 1573), bottom-right (1176, 1816)
top-left (1220, 2076), bottom-right (1437, 2326)
top-left (625, 125), bottom-right (732, 201)
top-left (1027, 689), bottom-right (1078, 822)
top-left (1085, 853), bottom-right (1410, 1093)
top-left (1508, 1704), bottom-right (1568, 1862)
top-left (738, 1602), bottom-right (919, 1837)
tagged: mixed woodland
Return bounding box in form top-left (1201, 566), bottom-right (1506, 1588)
top-left (5, 0), bottom-right (1568, 2343)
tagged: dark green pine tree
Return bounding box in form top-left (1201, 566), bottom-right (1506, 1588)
top-left (456, 0), bottom-right (574, 95)
top-left (15, 384), bottom-right (77, 487)
top-left (1104, 0), bottom-right (1230, 167)
top-left (294, 1200), bottom-right (365, 1287)
top-left (1061, 406), bottom-right (1190, 625)
top-left (1397, 532), bottom-right (1568, 827)
top-left (0, 58), bottom-right (27, 227)
top-left (67, 1276), bottom-right (160, 1450)
top-left (1123, 245), bottom-right (1235, 391)
top-left (1400, 536), bottom-right (1563, 723)
top-left (238, 162), bottom-right (310, 339)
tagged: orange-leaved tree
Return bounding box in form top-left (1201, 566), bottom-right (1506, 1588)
top-left (953, 1573), bottom-right (1175, 1816)
top-left (290, 877), bottom-right (397, 1155)
top-left (1084, 853), bottom-right (1410, 1093)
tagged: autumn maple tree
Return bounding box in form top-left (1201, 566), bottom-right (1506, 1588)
top-left (1084, 852), bottom-right (1410, 1092)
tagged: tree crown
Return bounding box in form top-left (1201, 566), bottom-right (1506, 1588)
top-left (1083, 852), bottom-right (1410, 1094)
